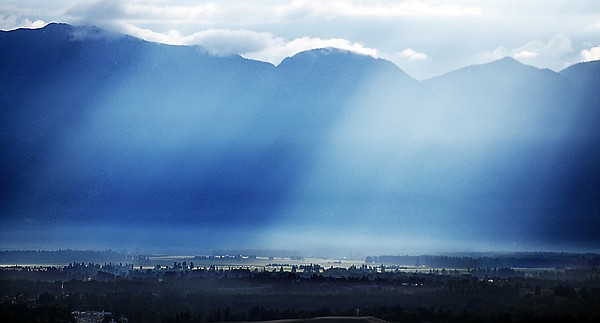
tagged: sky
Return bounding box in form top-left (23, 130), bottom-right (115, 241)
top-left (1, 0), bottom-right (600, 79)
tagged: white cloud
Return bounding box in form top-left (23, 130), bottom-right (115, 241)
top-left (396, 48), bottom-right (428, 61)
top-left (124, 3), bottom-right (217, 22)
top-left (581, 45), bottom-right (600, 62)
top-left (183, 29), bottom-right (279, 57)
top-left (475, 34), bottom-right (573, 70)
top-left (0, 15), bottom-right (47, 30)
top-left (516, 34), bottom-right (572, 60)
top-left (514, 50), bottom-right (538, 59)
top-left (64, 1), bottom-right (218, 27)
top-left (274, 0), bottom-right (482, 19)
top-left (1, 0), bottom-right (599, 79)
top-left (116, 22), bottom-right (378, 64)
top-left (61, 0), bottom-right (483, 29)
top-left (117, 22), bottom-right (181, 44)
top-left (27, 19), bottom-right (47, 28)
top-left (247, 36), bottom-right (378, 64)
top-left (473, 46), bottom-right (508, 64)
top-left (509, 34), bottom-right (573, 70)
top-left (65, 0), bottom-right (126, 23)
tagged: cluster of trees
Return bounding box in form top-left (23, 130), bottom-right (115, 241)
top-left (366, 252), bottom-right (600, 269)
top-left (0, 303), bottom-right (73, 323)
top-left (2, 265), bottom-right (600, 322)
top-left (0, 250), bottom-right (130, 265)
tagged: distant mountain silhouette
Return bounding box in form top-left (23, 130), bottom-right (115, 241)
top-left (422, 57), bottom-right (600, 245)
top-left (561, 60), bottom-right (600, 134)
top-left (423, 56), bottom-right (579, 139)
top-left (279, 47), bottom-right (419, 91)
top-left (562, 60), bottom-right (600, 98)
top-left (1, 23), bottom-right (599, 252)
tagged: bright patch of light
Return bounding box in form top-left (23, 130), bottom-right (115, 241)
top-left (514, 50), bottom-right (538, 59)
top-left (1, 18), bottom-right (47, 30)
top-left (581, 45), bottom-right (600, 62)
top-left (397, 48), bottom-right (428, 61)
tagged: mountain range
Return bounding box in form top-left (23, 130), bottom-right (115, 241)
top-left (1, 23), bottom-right (599, 254)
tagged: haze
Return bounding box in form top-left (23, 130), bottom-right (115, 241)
top-left (1, 2), bottom-right (600, 256)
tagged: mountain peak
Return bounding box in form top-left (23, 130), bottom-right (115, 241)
top-left (2, 22), bottom-right (126, 44)
top-left (425, 56), bottom-right (545, 84)
top-left (470, 56), bottom-right (533, 72)
top-left (29, 22), bottom-right (76, 36)
top-left (296, 47), bottom-right (372, 58)
top-left (278, 47), bottom-right (377, 67)
top-left (41, 22), bottom-right (71, 30)
top-left (494, 56), bottom-right (521, 65)
top-left (276, 46), bottom-right (418, 87)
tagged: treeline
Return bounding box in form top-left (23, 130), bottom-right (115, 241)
top-left (366, 252), bottom-right (600, 268)
top-left (0, 250), bottom-right (129, 265)
top-left (2, 272), bottom-right (600, 323)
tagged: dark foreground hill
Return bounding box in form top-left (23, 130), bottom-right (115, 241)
top-left (1, 23), bottom-right (600, 253)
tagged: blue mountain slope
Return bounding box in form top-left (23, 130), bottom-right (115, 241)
top-left (561, 60), bottom-right (600, 133)
top-left (1, 24), bottom-right (428, 252)
top-left (1, 24), bottom-right (599, 252)
top-left (424, 57), bottom-right (579, 132)
top-left (421, 57), bottom-right (600, 246)
top-left (561, 60), bottom-right (600, 96)
top-left (0, 24), bottom-right (283, 227)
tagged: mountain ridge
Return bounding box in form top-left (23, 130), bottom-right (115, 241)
top-left (1, 23), bottom-right (600, 253)
top-left (4, 23), bottom-right (598, 82)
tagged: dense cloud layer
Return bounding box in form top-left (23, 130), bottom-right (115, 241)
top-left (1, 0), bottom-right (599, 79)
